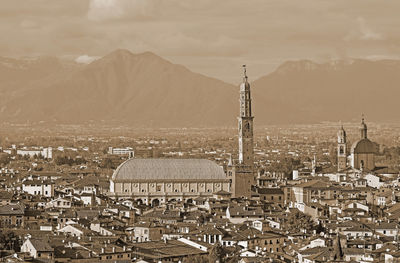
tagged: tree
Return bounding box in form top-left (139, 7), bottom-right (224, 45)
top-left (0, 153), bottom-right (10, 165)
top-left (208, 243), bottom-right (224, 263)
top-left (0, 230), bottom-right (21, 252)
top-left (101, 158), bottom-right (116, 169)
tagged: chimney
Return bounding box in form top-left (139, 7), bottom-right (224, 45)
top-left (112, 247), bottom-right (116, 253)
top-left (123, 246), bottom-right (126, 252)
top-left (101, 247), bottom-right (105, 254)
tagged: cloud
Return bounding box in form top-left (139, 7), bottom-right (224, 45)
top-left (87, 0), bottom-right (156, 21)
top-left (75, 55), bottom-right (99, 64)
top-left (357, 17), bottom-right (383, 40)
top-left (87, 0), bottom-right (125, 21)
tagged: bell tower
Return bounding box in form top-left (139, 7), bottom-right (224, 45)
top-left (238, 65), bottom-right (254, 165)
top-left (337, 124), bottom-right (347, 172)
top-left (360, 115), bottom-right (367, 139)
top-left (229, 65), bottom-right (255, 199)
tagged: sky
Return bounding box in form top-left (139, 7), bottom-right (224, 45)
top-left (1, 0), bottom-right (400, 84)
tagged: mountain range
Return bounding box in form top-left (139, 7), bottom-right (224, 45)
top-left (0, 49), bottom-right (399, 127)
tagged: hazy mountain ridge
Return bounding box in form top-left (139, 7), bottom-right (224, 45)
top-left (0, 50), bottom-right (399, 126)
top-left (0, 49), bottom-right (237, 127)
top-left (252, 58), bottom-right (400, 124)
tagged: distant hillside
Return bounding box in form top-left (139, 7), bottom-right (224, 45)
top-left (0, 50), bottom-right (399, 127)
top-left (0, 49), bottom-right (237, 127)
top-left (252, 59), bottom-right (400, 124)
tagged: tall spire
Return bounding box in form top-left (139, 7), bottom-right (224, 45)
top-left (242, 64), bottom-right (248, 83)
top-left (238, 65), bottom-right (254, 165)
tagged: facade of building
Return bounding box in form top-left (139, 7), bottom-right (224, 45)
top-left (108, 147), bottom-right (134, 157)
top-left (0, 204), bottom-right (24, 227)
top-left (3, 146), bottom-right (52, 159)
top-left (227, 66), bottom-right (255, 199)
top-left (22, 180), bottom-right (54, 197)
top-left (21, 238), bottom-right (54, 260)
top-left (109, 159), bottom-right (230, 205)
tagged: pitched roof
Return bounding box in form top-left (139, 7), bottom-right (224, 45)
top-left (29, 239), bottom-right (54, 252)
top-left (0, 204), bottom-right (24, 215)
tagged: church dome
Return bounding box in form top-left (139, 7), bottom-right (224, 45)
top-left (351, 138), bottom-right (376, 154)
top-left (112, 158), bottom-right (226, 181)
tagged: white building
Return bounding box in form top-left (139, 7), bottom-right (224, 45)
top-left (21, 238), bottom-right (54, 259)
top-left (22, 180), bottom-right (54, 197)
top-left (4, 147), bottom-right (53, 159)
top-left (45, 197), bottom-right (72, 209)
top-left (108, 147), bottom-right (134, 156)
top-left (365, 173), bottom-right (384, 189)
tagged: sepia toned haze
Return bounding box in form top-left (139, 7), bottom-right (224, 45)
top-left (2, 0), bottom-right (400, 82)
top-left (1, 0), bottom-right (400, 126)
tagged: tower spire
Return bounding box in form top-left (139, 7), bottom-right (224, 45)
top-left (242, 64), bottom-right (248, 83)
top-left (360, 114), bottom-right (367, 139)
top-left (230, 65), bottom-right (255, 199)
top-left (238, 65), bottom-right (253, 165)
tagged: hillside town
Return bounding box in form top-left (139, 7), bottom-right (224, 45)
top-left (0, 69), bottom-right (400, 263)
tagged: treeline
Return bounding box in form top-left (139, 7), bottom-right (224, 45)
top-left (54, 156), bottom-right (87, 166)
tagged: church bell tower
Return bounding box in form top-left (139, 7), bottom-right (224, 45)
top-left (238, 65), bottom-right (254, 166)
top-left (360, 116), bottom-right (367, 139)
top-left (229, 65), bottom-right (255, 199)
top-left (337, 124), bottom-right (347, 172)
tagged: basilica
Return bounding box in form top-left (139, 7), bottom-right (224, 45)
top-left (109, 67), bottom-right (256, 204)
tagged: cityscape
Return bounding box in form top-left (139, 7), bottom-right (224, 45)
top-left (2, 1), bottom-right (400, 263)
